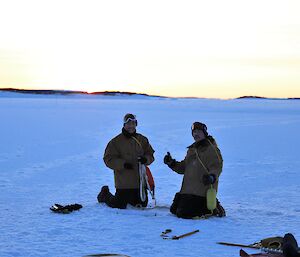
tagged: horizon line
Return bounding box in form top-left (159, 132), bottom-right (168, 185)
top-left (0, 87), bottom-right (299, 100)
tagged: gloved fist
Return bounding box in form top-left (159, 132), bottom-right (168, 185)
top-left (124, 162), bottom-right (134, 169)
top-left (164, 152), bottom-right (176, 167)
top-left (202, 174), bottom-right (216, 185)
top-left (138, 156), bottom-right (147, 164)
top-left (163, 152), bottom-right (172, 164)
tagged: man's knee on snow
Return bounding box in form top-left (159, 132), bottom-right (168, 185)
top-left (170, 192), bottom-right (181, 215)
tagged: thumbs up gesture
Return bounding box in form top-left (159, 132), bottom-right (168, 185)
top-left (164, 152), bottom-right (175, 166)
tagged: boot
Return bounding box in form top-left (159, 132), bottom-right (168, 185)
top-left (283, 233), bottom-right (300, 257)
top-left (213, 198), bottom-right (226, 217)
top-left (97, 186), bottom-right (110, 203)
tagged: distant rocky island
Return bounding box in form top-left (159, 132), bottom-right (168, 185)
top-left (236, 96), bottom-right (267, 99)
top-left (0, 88), bottom-right (162, 98)
top-left (236, 96), bottom-right (300, 100)
top-left (0, 88), bottom-right (86, 95)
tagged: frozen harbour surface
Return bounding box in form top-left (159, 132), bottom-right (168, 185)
top-left (0, 93), bottom-right (300, 257)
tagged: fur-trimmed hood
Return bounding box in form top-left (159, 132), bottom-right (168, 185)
top-left (187, 136), bottom-right (217, 149)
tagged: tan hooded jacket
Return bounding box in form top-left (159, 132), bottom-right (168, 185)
top-left (103, 132), bottom-right (155, 189)
top-left (170, 136), bottom-right (223, 197)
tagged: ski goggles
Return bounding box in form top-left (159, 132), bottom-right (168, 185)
top-left (123, 115), bottom-right (137, 124)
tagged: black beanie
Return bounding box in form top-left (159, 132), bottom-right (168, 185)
top-left (191, 122), bottom-right (208, 136)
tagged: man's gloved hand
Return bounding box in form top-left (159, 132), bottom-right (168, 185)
top-left (202, 174), bottom-right (216, 185)
top-left (137, 156), bottom-right (147, 164)
top-left (164, 152), bottom-right (176, 167)
top-left (124, 162), bottom-right (134, 169)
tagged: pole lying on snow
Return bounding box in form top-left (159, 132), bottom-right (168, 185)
top-left (163, 229), bottom-right (200, 240)
top-left (217, 242), bottom-right (261, 249)
top-left (217, 241), bottom-right (300, 254)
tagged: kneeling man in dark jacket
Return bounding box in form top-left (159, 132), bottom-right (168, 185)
top-left (164, 122), bottom-right (225, 219)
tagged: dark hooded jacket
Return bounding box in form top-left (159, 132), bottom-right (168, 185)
top-left (170, 136), bottom-right (223, 197)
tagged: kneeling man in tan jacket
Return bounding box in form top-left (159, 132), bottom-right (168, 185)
top-left (98, 113), bottom-right (155, 209)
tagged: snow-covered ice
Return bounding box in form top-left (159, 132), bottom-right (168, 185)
top-left (0, 93), bottom-right (299, 257)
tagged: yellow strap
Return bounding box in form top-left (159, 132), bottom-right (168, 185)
top-left (194, 149), bottom-right (210, 174)
top-left (131, 136), bottom-right (143, 151)
top-left (207, 139), bottom-right (222, 164)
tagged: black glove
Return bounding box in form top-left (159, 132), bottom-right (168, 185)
top-left (124, 162), bottom-right (134, 169)
top-left (50, 203), bottom-right (82, 214)
top-left (164, 152), bottom-right (176, 167)
top-left (202, 174), bottom-right (216, 185)
top-left (138, 156), bottom-right (147, 164)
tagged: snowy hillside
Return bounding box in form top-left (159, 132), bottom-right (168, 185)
top-left (0, 93), bottom-right (299, 257)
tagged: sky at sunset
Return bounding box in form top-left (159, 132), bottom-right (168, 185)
top-left (0, 0), bottom-right (299, 99)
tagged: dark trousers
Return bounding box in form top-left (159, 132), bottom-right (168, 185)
top-left (170, 192), bottom-right (211, 219)
top-left (105, 188), bottom-right (148, 209)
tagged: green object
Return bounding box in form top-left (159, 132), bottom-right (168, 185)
top-left (206, 185), bottom-right (216, 211)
